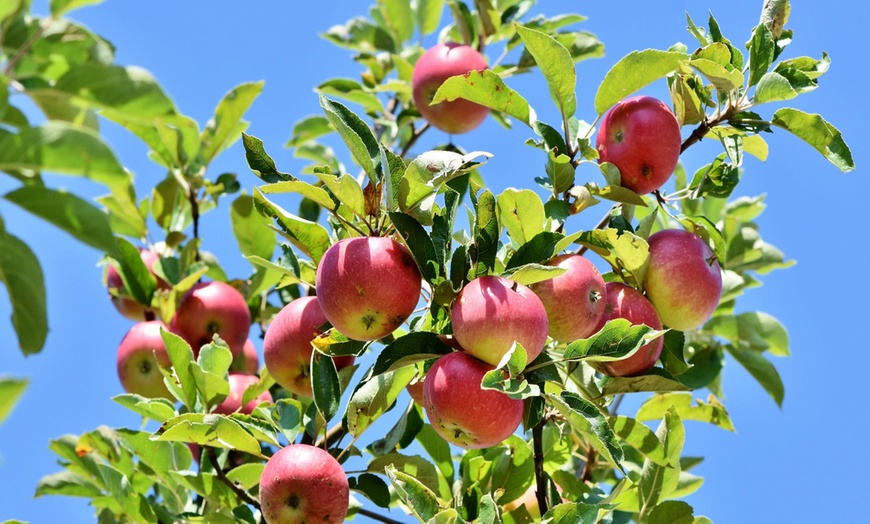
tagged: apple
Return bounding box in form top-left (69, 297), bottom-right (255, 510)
top-left (593, 282), bottom-right (663, 377)
top-left (423, 351), bottom-right (524, 449)
top-left (213, 372), bottom-right (272, 415)
top-left (173, 281), bottom-right (251, 357)
top-left (412, 42), bottom-right (490, 134)
top-left (315, 237), bottom-right (422, 341)
top-left (529, 254), bottom-right (607, 343)
top-left (259, 444), bottom-right (349, 524)
top-left (263, 296), bottom-right (355, 397)
top-left (643, 229), bottom-right (723, 331)
top-left (596, 95), bottom-right (682, 195)
top-left (231, 338), bottom-right (260, 375)
top-left (116, 320), bottom-right (173, 400)
top-left (106, 248), bottom-right (168, 321)
top-left (451, 275), bottom-right (548, 366)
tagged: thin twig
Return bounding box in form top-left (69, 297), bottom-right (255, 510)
top-left (206, 448), bottom-right (261, 509)
top-left (576, 207), bottom-right (615, 256)
top-left (4, 17), bottom-right (53, 75)
top-left (357, 508), bottom-right (406, 524)
top-left (399, 122), bottom-right (430, 158)
top-left (532, 421), bottom-right (549, 516)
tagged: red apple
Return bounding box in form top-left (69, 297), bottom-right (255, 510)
top-left (263, 297), bottom-right (355, 397)
top-left (423, 351), bottom-right (524, 449)
top-left (596, 95), bottom-right (682, 195)
top-left (643, 229), bottom-right (723, 331)
top-left (106, 248), bottom-right (168, 321)
top-left (116, 320), bottom-right (173, 400)
top-left (412, 43), bottom-right (490, 134)
top-left (315, 237), bottom-right (422, 341)
top-left (213, 372), bottom-right (272, 415)
top-left (529, 254), bottom-right (607, 343)
top-left (173, 281), bottom-right (251, 357)
top-left (259, 444), bottom-right (349, 524)
top-left (231, 338), bottom-right (260, 375)
top-left (451, 275), bottom-right (548, 366)
top-left (593, 282), bottom-right (663, 377)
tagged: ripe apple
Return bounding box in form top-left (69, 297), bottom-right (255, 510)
top-left (173, 281), bottom-right (251, 357)
top-left (231, 338), bottom-right (260, 375)
top-left (529, 254), bottom-right (607, 343)
top-left (259, 444), bottom-right (349, 524)
top-left (643, 229), bottom-right (723, 331)
top-left (451, 275), bottom-right (548, 366)
top-left (423, 351), bottom-right (524, 449)
top-left (263, 296), bottom-right (355, 397)
top-left (315, 237), bottom-right (422, 341)
top-left (213, 372), bottom-right (272, 415)
top-left (596, 95), bottom-right (682, 195)
top-left (106, 248), bottom-right (168, 321)
top-left (116, 320), bottom-right (173, 400)
top-left (412, 43), bottom-right (490, 134)
top-left (593, 282), bottom-right (663, 377)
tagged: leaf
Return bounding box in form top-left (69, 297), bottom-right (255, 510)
top-left (0, 377), bottom-right (27, 425)
top-left (388, 211), bottom-right (439, 283)
top-left (371, 453), bottom-right (441, 494)
top-left (416, 424), bottom-right (455, 485)
top-left (317, 78), bottom-right (385, 115)
top-left (199, 82), bottom-right (263, 165)
top-left (636, 393), bottom-right (735, 432)
top-left (649, 501), bottom-right (695, 524)
top-left (725, 344), bottom-right (785, 407)
top-left (690, 58), bottom-right (744, 91)
top-left (516, 24), bottom-right (577, 118)
top-left (574, 228), bottom-right (650, 289)
top-left (316, 172), bottom-right (365, 217)
top-left (497, 189), bottom-right (545, 245)
top-left (760, 0), bottom-right (791, 38)
top-left (638, 407), bottom-right (684, 517)
top-left (747, 23), bottom-right (775, 88)
top-left (380, 0), bottom-right (414, 42)
top-left (157, 413), bottom-right (265, 457)
top-left (754, 72), bottom-right (798, 103)
top-left (541, 502), bottom-right (611, 524)
top-left (349, 473), bottom-right (392, 508)
top-left (369, 400), bottom-right (424, 455)
top-left (432, 69), bottom-right (536, 127)
top-left (548, 392), bottom-right (624, 472)
top-left (347, 367), bottom-right (417, 438)
top-left (501, 263), bottom-right (565, 287)
top-left (319, 94), bottom-right (381, 184)
top-left (398, 150), bottom-right (490, 225)
top-left (771, 108), bottom-right (854, 172)
top-left (372, 332), bottom-right (451, 375)
top-left (706, 311), bottom-right (789, 356)
top-left (161, 329), bottom-right (197, 409)
top-left (253, 188), bottom-right (331, 264)
top-left (415, 0), bottom-right (445, 35)
top-left (50, 0), bottom-right (104, 17)
top-left (112, 394), bottom-right (176, 424)
top-left (35, 470), bottom-right (103, 498)
top-left (0, 231), bottom-right (47, 355)
top-left (385, 465), bottom-right (440, 522)
top-left (242, 133), bottom-right (295, 183)
top-left (601, 371), bottom-right (692, 397)
top-left (594, 50), bottom-right (687, 114)
top-left (563, 318), bottom-right (659, 362)
top-left (470, 189), bottom-right (499, 277)
top-left (230, 193), bottom-right (276, 262)
top-left (272, 398), bottom-right (304, 443)
top-left (609, 415), bottom-right (670, 467)
top-left (311, 353), bottom-right (341, 422)
top-left (112, 237), bottom-right (157, 305)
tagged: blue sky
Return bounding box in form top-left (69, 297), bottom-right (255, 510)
top-left (1, 1), bottom-right (868, 523)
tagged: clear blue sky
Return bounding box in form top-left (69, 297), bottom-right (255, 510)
top-left (1, 1), bottom-right (867, 523)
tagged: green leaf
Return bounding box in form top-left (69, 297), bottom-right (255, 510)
top-left (754, 72), bottom-right (798, 103)
top-left (649, 501), bottom-right (695, 524)
top-left (497, 189), bottom-right (545, 246)
top-left (574, 228), bottom-right (649, 289)
top-left (725, 344), bottom-right (785, 407)
top-left (0, 0), bottom-right (23, 20)
top-left (199, 82), bottom-right (263, 165)
top-left (771, 108), bottom-right (854, 172)
top-left (747, 23), bottom-right (775, 88)
top-left (385, 464), bottom-right (440, 522)
top-left (548, 392), bottom-right (624, 473)
top-left (242, 133), bottom-right (295, 183)
top-left (112, 394), bottom-right (176, 424)
top-left (609, 415), bottom-right (670, 467)
top-left (541, 502), bottom-right (611, 524)
top-left (706, 311), bottom-right (789, 356)
top-left (432, 69), bottom-right (536, 127)
top-left (161, 329), bottom-right (197, 409)
top-left (416, 424), bottom-right (455, 485)
top-left (347, 366), bottom-right (417, 438)
top-left (319, 94), bottom-right (381, 184)
top-left (501, 263), bottom-right (566, 287)
top-left (35, 470), bottom-right (103, 498)
top-left (505, 231), bottom-right (562, 270)
top-left (388, 211), bottom-right (439, 284)
top-left (470, 189), bottom-right (499, 277)
top-left (311, 329), bottom-right (367, 358)
top-left (311, 353), bottom-right (341, 422)
top-left (638, 407), bottom-right (684, 517)
top-left (594, 50), bottom-right (687, 115)
top-left (690, 58), bottom-right (744, 91)
top-left (316, 173), bottom-right (366, 218)
top-left (50, 0), bottom-right (104, 17)
top-left (350, 473), bottom-right (392, 508)
top-left (399, 150), bottom-right (489, 225)
top-left (369, 400), bottom-right (424, 455)
top-left (0, 231), bottom-right (46, 355)
top-left (415, 0), bottom-right (445, 35)
top-left (601, 371), bottom-right (692, 397)
top-left (112, 237), bottom-right (157, 305)
top-left (563, 318), bottom-right (659, 362)
top-left (157, 413), bottom-right (265, 457)
top-left (0, 378), bottom-right (27, 425)
top-left (260, 181), bottom-right (335, 215)
top-left (226, 463), bottom-right (265, 491)
top-left (379, 0), bottom-right (414, 42)
top-left (636, 393), bottom-right (735, 432)
top-left (231, 193), bottom-right (276, 263)
top-left (286, 115), bottom-right (334, 147)
top-left (516, 24), bottom-right (576, 118)
top-left (317, 78), bottom-right (385, 115)
top-left (760, 0), bottom-right (791, 38)
top-left (272, 398), bottom-right (304, 443)
top-left (253, 188), bottom-right (331, 264)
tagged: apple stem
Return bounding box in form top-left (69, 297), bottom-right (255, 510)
top-left (357, 508), bottom-right (406, 524)
top-left (532, 421), bottom-right (550, 516)
top-left (205, 447), bottom-right (261, 509)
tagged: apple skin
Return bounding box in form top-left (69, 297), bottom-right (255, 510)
top-left (422, 351), bottom-right (524, 449)
top-left (315, 237), bottom-right (422, 342)
top-left (259, 444), bottom-right (349, 524)
top-left (529, 254), bottom-right (607, 343)
top-left (451, 275), bottom-right (548, 366)
top-left (173, 281), bottom-right (251, 357)
top-left (596, 95), bottom-right (682, 195)
top-left (116, 320), bottom-right (173, 400)
top-left (230, 338), bottom-right (260, 375)
top-left (263, 297), bottom-right (355, 397)
top-left (593, 282), bottom-right (663, 377)
top-left (213, 372), bottom-right (272, 415)
top-left (643, 229), bottom-right (723, 331)
top-left (106, 248), bottom-right (168, 321)
top-left (412, 43), bottom-right (490, 134)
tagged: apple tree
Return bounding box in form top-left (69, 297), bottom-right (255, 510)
top-left (0, 0), bottom-right (855, 523)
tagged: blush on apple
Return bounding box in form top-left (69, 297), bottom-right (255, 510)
top-left (412, 42), bottom-right (490, 134)
top-left (451, 275), bottom-right (548, 366)
top-left (529, 254), bottom-right (607, 343)
top-left (263, 296), bottom-right (355, 397)
top-left (116, 320), bottom-right (173, 400)
top-left (643, 229), bottom-right (723, 331)
top-left (422, 351), bottom-right (524, 449)
top-left (315, 237), bottom-right (422, 342)
top-left (592, 282), bottom-right (663, 377)
top-left (212, 372), bottom-right (272, 415)
top-left (596, 95), bottom-right (682, 195)
top-left (173, 281), bottom-right (251, 357)
top-left (259, 444), bottom-right (349, 524)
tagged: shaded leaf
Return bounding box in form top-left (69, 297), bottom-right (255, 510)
top-left (432, 69), bottom-right (536, 127)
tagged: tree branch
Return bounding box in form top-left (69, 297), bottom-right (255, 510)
top-left (358, 508), bottom-right (406, 524)
top-left (206, 447), bottom-right (261, 509)
top-left (532, 420), bottom-right (549, 516)
top-left (399, 122), bottom-right (430, 158)
top-left (316, 422), bottom-right (348, 449)
top-left (3, 17), bottom-right (52, 75)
